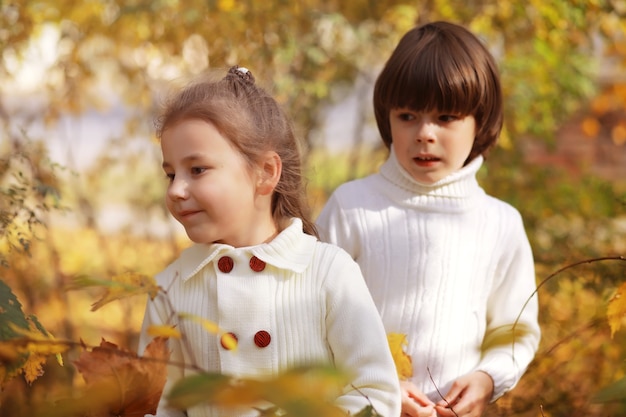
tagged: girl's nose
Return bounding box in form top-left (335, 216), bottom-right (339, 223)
top-left (167, 177), bottom-right (189, 200)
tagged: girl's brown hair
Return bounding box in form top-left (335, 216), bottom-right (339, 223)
top-left (373, 21), bottom-right (503, 163)
top-left (155, 66), bottom-right (318, 238)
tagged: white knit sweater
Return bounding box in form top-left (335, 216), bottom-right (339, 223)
top-left (138, 218), bottom-right (401, 417)
top-left (317, 150), bottom-right (540, 403)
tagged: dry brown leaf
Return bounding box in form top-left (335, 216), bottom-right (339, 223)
top-left (74, 337), bottom-right (170, 416)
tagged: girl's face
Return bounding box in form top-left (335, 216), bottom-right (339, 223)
top-left (161, 119), bottom-right (276, 247)
top-left (389, 108), bottom-right (476, 184)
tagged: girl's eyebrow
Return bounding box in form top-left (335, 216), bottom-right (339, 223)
top-left (161, 154), bottom-right (206, 170)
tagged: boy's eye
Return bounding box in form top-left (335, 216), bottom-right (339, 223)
top-left (165, 173), bottom-right (175, 182)
top-left (439, 114), bottom-right (459, 122)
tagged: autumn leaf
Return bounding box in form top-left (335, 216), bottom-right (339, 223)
top-left (21, 352), bottom-right (46, 385)
top-left (0, 280), bottom-right (65, 385)
top-left (166, 372), bottom-right (242, 410)
top-left (387, 333), bottom-right (412, 380)
top-left (73, 337), bottom-right (170, 417)
top-left (353, 405), bottom-right (385, 417)
top-left (167, 365), bottom-right (349, 417)
top-left (70, 272), bottom-right (160, 311)
top-left (607, 282), bottom-right (626, 337)
top-left (147, 324), bottom-right (182, 339)
top-left (178, 312), bottom-right (237, 350)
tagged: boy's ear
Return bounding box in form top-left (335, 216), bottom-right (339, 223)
top-left (256, 151), bottom-right (282, 196)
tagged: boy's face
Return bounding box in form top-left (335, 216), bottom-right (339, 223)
top-left (389, 108), bottom-right (476, 184)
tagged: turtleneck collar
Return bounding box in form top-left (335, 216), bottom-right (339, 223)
top-left (378, 147), bottom-right (485, 212)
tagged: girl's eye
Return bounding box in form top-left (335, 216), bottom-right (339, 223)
top-left (191, 167), bottom-right (207, 175)
top-left (165, 173), bottom-right (175, 182)
top-left (398, 113), bottom-right (415, 121)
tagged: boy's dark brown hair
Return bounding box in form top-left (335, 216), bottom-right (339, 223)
top-left (155, 66), bottom-right (318, 238)
top-left (373, 21), bottom-right (503, 164)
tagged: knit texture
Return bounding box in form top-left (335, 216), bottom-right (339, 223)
top-left (317, 149), bottom-right (540, 402)
top-left (138, 218), bottom-right (401, 417)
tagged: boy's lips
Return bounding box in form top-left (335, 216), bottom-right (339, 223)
top-left (414, 155), bottom-right (440, 161)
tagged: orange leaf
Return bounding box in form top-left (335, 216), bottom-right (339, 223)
top-left (608, 283), bottom-right (626, 338)
top-left (74, 337), bottom-right (170, 416)
top-left (21, 352), bottom-right (46, 385)
top-left (387, 333), bottom-right (413, 380)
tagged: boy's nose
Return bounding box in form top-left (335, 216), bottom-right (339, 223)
top-left (416, 122), bottom-right (436, 143)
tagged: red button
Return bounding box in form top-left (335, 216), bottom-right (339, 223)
top-left (217, 256), bottom-right (234, 273)
top-left (221, 332), bottom-right (238, 350)
top-left (254, 330), bottom-right (271, 348)
top-left (249, 256), bottom-right (266, 272)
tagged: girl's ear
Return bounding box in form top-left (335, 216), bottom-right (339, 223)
top-left (256, 151), bottom-right (282, 196)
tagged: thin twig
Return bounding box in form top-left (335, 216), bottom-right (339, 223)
top-left (512, 256), bottom-right (626, 359)
top-left (427, 366), bottom-right (459, 417)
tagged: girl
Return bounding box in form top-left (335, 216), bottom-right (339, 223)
top-left (317, 21), bottom-right (541, 417)
top-left (138, 66), bottom-right (401, 417)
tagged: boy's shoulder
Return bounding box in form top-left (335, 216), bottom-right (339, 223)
top-left (483, 193), bottom-right (525, 222)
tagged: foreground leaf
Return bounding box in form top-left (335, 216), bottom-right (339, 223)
top-left (72, 337), bottom-right (170, 416)
top-left (70, 272), bottom-right (160, 311)
top-left (0, 280), bottom-right (64, 385)
top-left (387, 333), bottom-right (412, 380)
top-left (167, 365), bottom-right (349, 417)
top-left (177, 313), bottom-right (237, 350)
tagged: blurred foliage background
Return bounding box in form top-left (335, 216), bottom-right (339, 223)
top-left (1, 0), bottom-right (626, 416)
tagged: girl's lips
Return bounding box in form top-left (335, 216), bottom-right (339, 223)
top-left (178, 210), bottom-right (201, 218)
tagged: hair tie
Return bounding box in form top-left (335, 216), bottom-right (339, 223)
top-left (227, 65), bottom-right (255, 85)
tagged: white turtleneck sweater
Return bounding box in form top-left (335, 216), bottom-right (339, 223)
top-left (317, 150), bottom-right (540, 403)
top-left (138, 218), bottom-right (401, 417)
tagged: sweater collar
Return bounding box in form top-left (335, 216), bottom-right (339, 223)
top-left (179, 218), bottom-right (317, 282)
top-left (378, 148), bottom-right (485, 211)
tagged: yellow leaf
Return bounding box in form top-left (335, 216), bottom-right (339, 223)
top-left (21, 352), bottom-right (46, 385)
top-left (608, 282), bottom-right (626, 337)
top-left (178, 312), bottom-right (220, 333)
top-left (148, 325), bottom-right (181, 339)
top-left (387, 333), bottom-right (413, 380)
top-left (178, 313), bottom-right (237, 351)
top-left (71, 272), bottom-right (160, 311)
top-left (9, 323), bottom-right (70, 357)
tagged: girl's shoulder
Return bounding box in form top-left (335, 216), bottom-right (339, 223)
top-left (153, 244), bottom-right (217, 286)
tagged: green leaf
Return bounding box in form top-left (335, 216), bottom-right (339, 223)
top-left (166, 372), bottom-right (234, 410)
top-left (592, 376), bottom-right (626, 404)
top-left (0, 279), bottom-right (30, 340)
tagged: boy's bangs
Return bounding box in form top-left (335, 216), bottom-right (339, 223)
top-left (392, 51), bottom-right (478, 116)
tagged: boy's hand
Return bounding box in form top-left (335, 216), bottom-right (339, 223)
top-left (400, 380), bottom-right (437, 417)
top-left (434, 371), bottom-right (494, 417)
